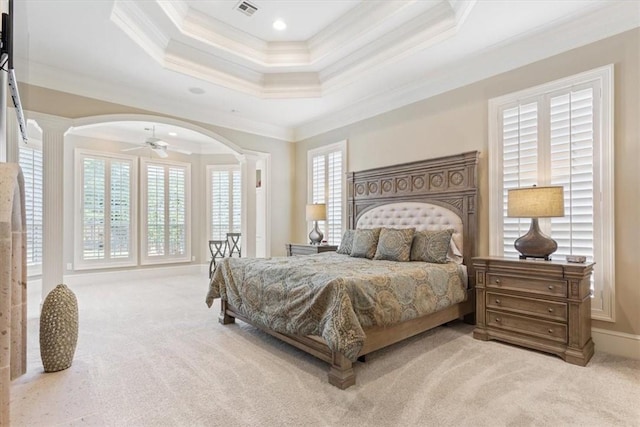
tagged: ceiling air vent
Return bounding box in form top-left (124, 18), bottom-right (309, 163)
top-left (235, 1), bottom-right (258, 17)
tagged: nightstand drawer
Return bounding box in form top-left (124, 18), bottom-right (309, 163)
top-left (487, 310), bottom-right (567, 343)
top-left (487, 292), bottom-right (568, 322)
top-left (486, 273), bottom-right (567, 297)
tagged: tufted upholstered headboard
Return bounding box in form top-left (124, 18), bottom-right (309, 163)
top-left (356, 202), bottom-right (464, 262)
top-left (347, 151), bottom-right (479, 281)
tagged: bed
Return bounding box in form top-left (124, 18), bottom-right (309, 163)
top-left (206, 151), bottom-right (479, 389)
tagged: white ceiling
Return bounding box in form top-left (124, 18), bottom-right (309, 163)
top-left (13, 0), bottom-right (640, 143)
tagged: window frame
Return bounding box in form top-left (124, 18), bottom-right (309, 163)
top-left (140, 157), bottom-right (192, 265)
top-left (74, 149), bottom-right (139, 270)
top-left (488, 65), bottom-right (615, 321)
top-left (205, 164), bottom-right (242, 241)
top-left (307, 140), bottom-right (347, 245)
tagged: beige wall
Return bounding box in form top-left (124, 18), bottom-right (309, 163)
top-left (19, 84), bottom-right (295, 259)
top-left (295, 29), bottom-right (640, 336)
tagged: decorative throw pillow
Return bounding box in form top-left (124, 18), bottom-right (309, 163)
top-left (410, 229), bottom-right (454, 264)
top-left (336, 230), bottom-right (355, 255)
top-left (350, 228), bottom-right (381, 259)
top-left (374, 227), bottom-right (415, 262)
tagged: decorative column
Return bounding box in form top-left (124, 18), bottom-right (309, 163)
top-left (240, 154), bottom-right (258, 258)
top-left (32, 114), bottom-right (71, 300)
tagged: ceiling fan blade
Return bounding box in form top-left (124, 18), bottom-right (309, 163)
top-left (154, 147), bottom-right (169, 158)
top-left (122, 146), bottom-right (145, 152)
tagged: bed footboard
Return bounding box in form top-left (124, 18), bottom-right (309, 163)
top-left (218, 291), bottom-right (473, 390)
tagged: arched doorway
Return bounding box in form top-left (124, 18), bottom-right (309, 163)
top-left (14, 112), bottom-right (270, 299)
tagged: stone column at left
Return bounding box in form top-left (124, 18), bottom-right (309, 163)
top-left (0, 163), bottom-right (26, 427)
top-left (33, 114), bottom-right (71, 300)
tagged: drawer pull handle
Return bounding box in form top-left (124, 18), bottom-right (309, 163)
top-left (495, 299), bottom-right (501, 304)
top-left (495, 279), bottom-right (501, 285)
top-left (548, 285), bottom-right (554, 290)
top-left (548, 329), bottom-right (554, 334)
top-left (548, 308), bottom-right (554, 313)
top-left (495, 318), bottom-right (501, 323)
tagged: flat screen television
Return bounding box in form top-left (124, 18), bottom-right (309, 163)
top-left (2, 0), bottom-right (27, 144)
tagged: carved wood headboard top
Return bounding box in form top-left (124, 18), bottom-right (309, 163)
top-left (346, 151), bottom-right (479, 275)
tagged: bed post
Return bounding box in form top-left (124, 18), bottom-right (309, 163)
top-left (218, 299), bottom-right (236, 325)
top-left (328, 352), bottom-right (355, 389)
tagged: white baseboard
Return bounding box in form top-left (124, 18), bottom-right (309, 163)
top-left (63, 264), bottom-right (208, 287)
top-left (592, 328), bottom-right (640, 360)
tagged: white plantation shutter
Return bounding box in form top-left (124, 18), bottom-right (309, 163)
top-left (146, 164), bottom-right (165, 257)
top-left (550, 87), bottom-right (594, 262)
top-left (141, 159), bottom-right (191, 264)
top-left (327, 151), bottom-right (342, 245)
top-left (501, 102), bottom-right (538, 259)
top-left (311, 154), bottom-right (326, 236)
top-left (75, 150), bottom-right (137, 269)
top-left (308, 141), bottom-right (346, 245)
top-left (489, 66), bottom-right (614, 320)
top-left (82, 157), bottom-right (106, 261)
top-left (19, 145), bottom-right (43, 272)
top-left (210, 170), bottom-right (230, 240)
top-left (232, 170), bottom-right (242, 234)
top-left (208, 167), bottom-right (242, 241)
top-left (168, 167), bottom-right (186, 256)
top-left (110, 160), bottom-right (131, 259)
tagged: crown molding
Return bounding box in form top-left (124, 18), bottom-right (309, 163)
top-left (294, 0), bottom-right (640, 141)
top-left (16, 57), bottom-right (295, 142)
top-left (111, 0), bottom-right (168, 64)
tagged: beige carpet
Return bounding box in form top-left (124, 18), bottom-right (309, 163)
top-left (11, 273), bottom-right (640, 426)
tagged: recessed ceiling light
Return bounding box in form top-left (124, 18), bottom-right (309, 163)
top-left (168, 132), bottom-right (178, 136)
top-left (273, 19), bottom-right (286, 31)
top-left (188, 87), bottom-right (206, 95)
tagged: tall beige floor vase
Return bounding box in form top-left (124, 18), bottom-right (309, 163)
top-left (40, 284), bottom-right (78, 372)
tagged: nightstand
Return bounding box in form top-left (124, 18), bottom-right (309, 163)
top-left (473, 257), bottom-right (595, 366)
top-left (285, 243), bottom-right (338, 256)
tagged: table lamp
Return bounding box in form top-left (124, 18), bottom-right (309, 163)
top-left (507, 185), bottom-right (565, 260)
top-left (306, 203), bottom-right (326, 245)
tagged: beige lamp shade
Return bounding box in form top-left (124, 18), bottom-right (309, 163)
top-left (508, 186), bottom-right (565, 218)
top-left (306, 203), bottom-right (326, 221)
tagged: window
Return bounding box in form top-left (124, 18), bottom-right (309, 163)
top-left (206, 165), bottom-right (242, 240)
top-left (74, 150), bottom-right (138, 269)
top-left (308, 141), bottom-right (347, 245)
top-left (489, 65), bottom-right (614, 321)
top-left (141, 158), bottom-right (191, 264)
top-left (19, 143), bottom-right (43, 275)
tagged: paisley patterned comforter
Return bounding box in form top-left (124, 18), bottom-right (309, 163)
top-left (206, 252), bottom-right (467, 361)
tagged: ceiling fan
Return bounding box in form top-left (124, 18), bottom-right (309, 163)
top-left (122, 126), bottom-right (191, 158)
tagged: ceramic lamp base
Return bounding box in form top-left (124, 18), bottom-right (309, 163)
top-left (514, 218), bottom-right (558, 261)
top-left (309, 221), bottom-right (324, 245)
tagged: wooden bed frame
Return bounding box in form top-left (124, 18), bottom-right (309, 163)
top-left (219, 151), bottom-right (479, 389)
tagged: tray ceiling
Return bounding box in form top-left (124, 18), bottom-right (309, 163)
top-left (13, 0), bottom-right (640, 141)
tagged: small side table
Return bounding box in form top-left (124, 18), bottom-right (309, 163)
top-left (285, 243), bottom-right (338, 256)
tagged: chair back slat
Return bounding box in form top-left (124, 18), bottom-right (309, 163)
top-left (226, 233), bottom-right (241, 258)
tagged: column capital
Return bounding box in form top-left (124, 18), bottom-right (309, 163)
top-left (26, 112), bottom-right (71, 134)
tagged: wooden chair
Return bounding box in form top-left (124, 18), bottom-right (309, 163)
top-left (208, 240), bottom-right (228, 278)
top-left (226, 233), bottom-right (241, 258)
